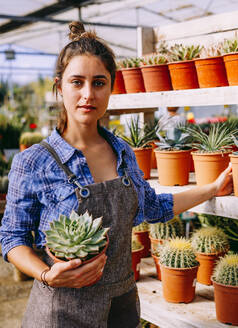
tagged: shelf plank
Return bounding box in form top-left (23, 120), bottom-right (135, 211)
top-left (148, 170), bottom-right (238, 220)
top-left (108, 86), bottom-right (238, 109)
top-left (137, 258), bottom-right (234, 328)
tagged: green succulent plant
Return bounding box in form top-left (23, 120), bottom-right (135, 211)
top-left (191, 227), bottom-right (229, 254)
top-left (133, 221), bottom-right (149, 232)
top-left (141, 54), bottom-right (168, 66)
top-left (121, 57), bottom-right (143, 68)
top-left (199, 43), bottom-right (223, 58)
top-left (149, 216), bottom-right (184, 240)
top-left (155, 127), bottom-right (192, 151)
top-left (160, 237), bottom-right (199, 268)
top-left (222, 38), bottom-right (238, 54)
top-left (132, 233), bottom-right (143, 251)
top-left (120, 115), bottom-right (156, 148)
top-left (212, 254), bottom-right (238, 286)
top-left (184, 123), bottom-right (238, 152)
top-left (169, 44), bottom-right (202, 61)
top-left (232, 136), bottom-right (238, 155)
top-left (45, 210), bottom-right (109, 261)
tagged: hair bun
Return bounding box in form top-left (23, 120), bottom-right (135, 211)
top-left (68, 21), bottom-right (85, 41)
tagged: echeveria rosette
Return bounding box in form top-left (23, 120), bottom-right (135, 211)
top-left (45, 210), bottom-right (109, 261)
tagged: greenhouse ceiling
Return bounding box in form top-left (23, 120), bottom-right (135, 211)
top-left (1, 0), bottom-right (238, 84)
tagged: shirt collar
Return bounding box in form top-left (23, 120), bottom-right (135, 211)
top-left (47, 127), bottom-right (126, 165)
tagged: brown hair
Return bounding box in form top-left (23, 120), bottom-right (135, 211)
top-left (54, 21), bottom-right (116, 134)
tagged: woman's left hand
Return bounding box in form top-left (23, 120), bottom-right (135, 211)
top-left (212, 163), bottom-right (233, 197)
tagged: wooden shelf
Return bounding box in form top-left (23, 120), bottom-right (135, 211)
top-left (137, 257), bottom-right (229, 328)
top-left (148, 170), bottom-right (238, 220)
top-left (108, 86), bottom-right (238, 110)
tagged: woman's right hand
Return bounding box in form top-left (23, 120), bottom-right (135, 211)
top-left (44, 253), bottom-right (107, 288)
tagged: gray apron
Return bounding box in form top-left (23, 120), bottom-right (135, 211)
top-left (22, 141), bottom-right (141, 328)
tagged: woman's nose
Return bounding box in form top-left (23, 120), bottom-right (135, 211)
top-left (81, 83), bottom-right (94, 100)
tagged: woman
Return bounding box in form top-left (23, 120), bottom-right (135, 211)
top-left (0, 22), bottom-right (233, 328)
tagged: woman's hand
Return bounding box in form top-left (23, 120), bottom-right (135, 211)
top-left (45, 253), bottom-right (107, 288)
top-left (212, 163), bottom-right (233, 197)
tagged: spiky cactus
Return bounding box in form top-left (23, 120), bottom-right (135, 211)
top-left (149, 216), bottom-right (184, 240)
top-left (133, 221), bottom-right (149, 232)
top-left (45, 210), bottom-right (109, 261)
top-left (191, 227), bottom-right (229, 254)
top-left (132, 234), bottom-right (143, 251)
top-left (212, 254), bottom-right (238, 286)
top-left (160, 237), bottom-right (198, 268)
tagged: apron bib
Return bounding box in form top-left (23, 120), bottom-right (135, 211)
top-left (22, 142), bottom-right (141, 328)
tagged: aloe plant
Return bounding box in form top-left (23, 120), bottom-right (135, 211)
top-left (212, 254), bottom-right (238, 286)
top-left (184, 123), bottom-right (238, 152)
top-left (191, 227), bottom-right (229, 254)
top-left (232, 136), bottom-right (238, 155)
top-left (169, 44), bottom-right (202, 62)
top-left (155, 127), bottom-right (192, 151)
top-left (45, 210), bottom-right (109, 260)
top-left (120, 116), bottom-right (156, 148)
top-left (160, 237), bottom-right (198, 268)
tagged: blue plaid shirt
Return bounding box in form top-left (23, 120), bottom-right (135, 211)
top-left (0, 128), bottom-right (174, 261)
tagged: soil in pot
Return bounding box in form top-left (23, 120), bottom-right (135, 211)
top-left (160, 264), bottom-right (198, 303)
top-left (195, 56), bottom-right (228, 88)
top-left (213, 280), bottom-right (238, 326)
top-left (155, 149), bottom-right (190, 186)
top-left (140, 64), bottom-right (172, 92)
top-left (121, 67), bottom-right (145, 93)
top-left (192, 151), bottom-right (230, 186)
top-left (168, 60), bottom-right (199, 90)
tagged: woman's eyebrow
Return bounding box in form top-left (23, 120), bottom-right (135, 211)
top-left (70, 74), bottom-right (108, 79)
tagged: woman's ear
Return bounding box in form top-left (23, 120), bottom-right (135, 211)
top-left (55, 77), bottom-right (62, 96)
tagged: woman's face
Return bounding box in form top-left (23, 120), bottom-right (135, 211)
top-left (58, 54), bottom-right (112, 128)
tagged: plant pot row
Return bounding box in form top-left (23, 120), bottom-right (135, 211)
top-left (112, 53), bottom-right (238, 94)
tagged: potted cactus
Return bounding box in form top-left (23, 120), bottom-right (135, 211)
top-left (185, 123), bottom-right (238, 185)
top-left (112, 60), bottom-right (126, 94)
top-left (222, 37), bottom-right (238, 86)
top-left (229, 136), bottom-right (238, 196)
top-left (19, 132), bottom-right (44, 151)
top-left (154, 127), bottom-right (192, 186)
top-left (191, 227), bottom-right (229, 285)
top-left (131, 233), bottom-right (144, 281)
top-left (149, 216), bottom-right (184, 280)
top-left (120, 116), bottom-right (155, 179)
top-left (212, 254), bottom-right (238, 325)
top-left (195, 43), bottom-right (228, 88)
top-left (45, 210), bottom-right (109, 263)
top-left (168, 44), bottom-right (202, 90)
top-left (133, 221), bottom-right (150, 258)
top-left (121, 57), bottom-right (145, 93)
top-left (160, 237), bottom-right (199, 303)
top-left (140, 53), bottom-right (172, 92)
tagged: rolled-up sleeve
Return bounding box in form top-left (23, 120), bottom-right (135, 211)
top-left (0, 153), bottom-right (41, 261)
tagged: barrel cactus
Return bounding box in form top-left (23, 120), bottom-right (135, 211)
top-left (149, 216), bottom-right (184, 240)
top-left (45, 210), bottom-right (109, 261)
top-left (133, 221), bottom-right (149, 232)
top-left (212, 254), bottom-right (238, 286)
top-left (160, 237), bottom-right (199, 268)
top-left (191, 227), bottom-right (229, 254)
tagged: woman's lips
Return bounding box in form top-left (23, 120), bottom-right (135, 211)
top-left (77, 105), bottom-right (96, 112)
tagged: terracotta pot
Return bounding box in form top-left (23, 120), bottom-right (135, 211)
top-left (20, 144), bottom-right (30, 152)
top-left (121, 67), bottom-right (145, 93)
top-left (160, 264), bottom-right (198, 303)
top-left (196, 252), bottom-right (227, 285)
top-left (152, 254), bottom-right (161, 280)
top-left (195, 56), bottom-right (228, 88)
top-left (154, 149), bottom-right (191, 186)
top-left (149, 141), bottom-right (158, 169)
top-left (133, 147), bottom-right (152, 180)
top-left (168, 60), bottom-right (199, 90)
top-left (229, 154), bottom-right (238, 196)
top-left (132, 246), bottom-right (144, 281)
top-left (112, 70), bottom-right (126, 94)
top-left (149, 236), bottom-right (164, 254)
top-left (223, 53), bottom-right (238, 86)
top-left (192, 151), bottom-right (230, 186)
top-left (189, 149), bottom-right (195, 172)
top-left (45, 234), bottom-right (109, 286)
top-left (213, 280), bottom-right (238, 325)
top-left (134, 230), bottom-right (151, 258)
top-left (140, 64), bottom-right (172, 92)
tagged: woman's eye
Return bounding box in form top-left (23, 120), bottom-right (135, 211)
top-left (94, 80), bottom-right (105, 87)
top-left (72, 80), bottom-right (81, 86)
